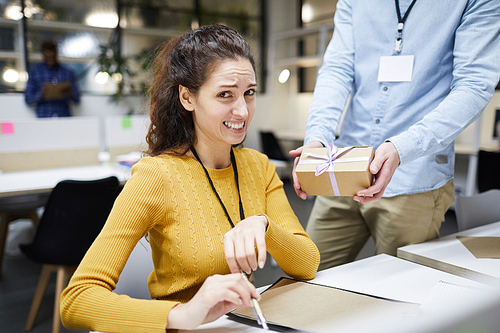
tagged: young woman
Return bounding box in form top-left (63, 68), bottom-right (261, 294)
top-left (61, 24), bottom-right (319, 332)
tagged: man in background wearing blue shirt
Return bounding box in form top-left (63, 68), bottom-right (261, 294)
top-left (25, 40), bottom-right (80, 118)
top-left (291, 0), bottom-right (500, 270)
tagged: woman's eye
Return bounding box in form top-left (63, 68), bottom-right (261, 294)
top-left (245, 89), bottom-right (256, 96)
top-left (218, 92), bottom-right (230, 98)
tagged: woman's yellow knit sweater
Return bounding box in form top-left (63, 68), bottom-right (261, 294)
top-left (60, 148), bottom-right (320, 333)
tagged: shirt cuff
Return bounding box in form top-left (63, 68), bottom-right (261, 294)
top-left (387, 131), bottom-right (422, 166)
top-left (304, 136), bottom-right (328, 147)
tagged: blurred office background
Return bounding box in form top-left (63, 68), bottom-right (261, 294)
top-left (0, 1), bottom-right (499, 332)
top-left (0, 0), bottom-right (498, 161)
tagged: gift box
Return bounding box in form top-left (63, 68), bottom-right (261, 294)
top-left (296, 144), bottom-right (374, 196)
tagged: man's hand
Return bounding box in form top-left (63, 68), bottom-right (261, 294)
top-left (354, 141), bottom-right (400, 204)
top-left (289, 141), bottom-right (324, 200)
top-left (41, 83), bottom-right (51, 100)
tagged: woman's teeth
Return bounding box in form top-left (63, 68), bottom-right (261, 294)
top-left (224, 121), bottom-right (244, 129)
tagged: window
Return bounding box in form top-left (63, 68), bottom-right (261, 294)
top-left (0, 14), bottom-right (20, 92)
top-left (0, 0), bottom-right (265, 95)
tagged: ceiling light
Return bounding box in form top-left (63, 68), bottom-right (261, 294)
top-left (302, 3), bottom-right (314, 23)
top-left (278, 69), bottom-right (291, 84)
top-left (3, 69), bottom-right (19, 83)
top-left (95, 71), bottom-right (110, 84)
top-left (85, 12), bottom-right (119, 28)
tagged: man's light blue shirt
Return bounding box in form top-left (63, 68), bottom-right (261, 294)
top-left (305, 0), bottom-right (500, 197)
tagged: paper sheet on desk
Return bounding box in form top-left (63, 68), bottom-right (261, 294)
top-left (229, 277), bottom-right (420, 333)
top-left (419, 280), bottom-right (492, 315)
top-left (457, 236), bottom-right (500, 258)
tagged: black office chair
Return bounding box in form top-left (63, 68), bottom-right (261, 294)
top-left (260, 131), bottom-right (289, 161)
top-left (22, 176), bottom-right (121, 333)
top-left (477, 150), bottom-right (500, 193)
top-left (259, 131), bottom-right (292, 180)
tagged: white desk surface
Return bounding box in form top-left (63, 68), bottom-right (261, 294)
top-left (185, 254), bottom-right (493, 333)
top-left (0, 164), bottom-right (131, 197)
top-left (397, 221), bottom-right (500, 286)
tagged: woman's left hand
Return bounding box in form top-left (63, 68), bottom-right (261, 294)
top-left (224, 215), bottom-right (268, 274)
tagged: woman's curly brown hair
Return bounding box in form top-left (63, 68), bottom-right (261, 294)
top-left (145, 24), bottom-right (255, 157)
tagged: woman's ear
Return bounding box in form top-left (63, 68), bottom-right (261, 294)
top-left (179, 85), bottom-right (195, 111)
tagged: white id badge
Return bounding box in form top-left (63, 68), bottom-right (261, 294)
top-left (377, 55), bottom-right (414, 82)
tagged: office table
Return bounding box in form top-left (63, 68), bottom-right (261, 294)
top-left (0, 164), bottom-right (131, 198)
top-left (0, 164), bottom-right (131, 274)
top-left (180, 254), bottom-right (497, 333)
top-left (398, 221), bottom-right (500, 286)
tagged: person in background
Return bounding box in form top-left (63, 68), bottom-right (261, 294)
top-left (60, 24), bottom-right (319, 332)
top-left (24, 40), bottom-right (80, 117)
top-left (290, 0), bottom-right (500, 270)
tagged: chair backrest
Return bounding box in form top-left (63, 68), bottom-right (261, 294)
top-left (455, 189), bottom-right (500, 231)
top-left (24, 176), bottom-right (121, 265)
top-left (260, 131), bottom-right (288, 161)
top-left (477, 150), bottom-right (500, 193)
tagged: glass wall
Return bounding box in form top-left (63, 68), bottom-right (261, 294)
top-left (0, 0), bottom-right (264, 95)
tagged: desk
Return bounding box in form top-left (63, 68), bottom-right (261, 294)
top-left (397, 221), bottom-right (500, 286)
top-left (0, 164), bottom-right (131, 198)
top-left (183, 254), bottom-right (496, 333)
top-left (0, 164), bottom-right (131, 274)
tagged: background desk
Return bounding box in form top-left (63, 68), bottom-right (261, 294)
top-left (184, 254), bottom-right (495, 333)
top-left (398, 221), bottom-right (500, 286)
top-left (0, 164), bottom-right (131, 274)
top-left (0, 164), bottom-right (131, 198)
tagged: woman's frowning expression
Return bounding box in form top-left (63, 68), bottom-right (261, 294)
top-left (179, 58), bottom-right (257, 150)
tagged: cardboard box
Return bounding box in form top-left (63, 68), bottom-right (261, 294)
top-left (296, 145), bottom-right (374, 196)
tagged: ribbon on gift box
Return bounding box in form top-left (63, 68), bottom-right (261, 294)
top-left (299, 144), bottom-right (371, 196)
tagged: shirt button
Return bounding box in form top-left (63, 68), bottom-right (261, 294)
top-left (383, 86), bottom-right (388, 91)
top-left (375, 119), bottom-right (380, 124)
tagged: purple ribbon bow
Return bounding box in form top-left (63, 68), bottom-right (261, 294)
top-left (309, 144), bottom-right (355, 196)
top-left (315, 144), bottom-right (355, 176)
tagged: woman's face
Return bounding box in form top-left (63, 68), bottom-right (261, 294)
top-left (183, 58), bottom-right (257, 150)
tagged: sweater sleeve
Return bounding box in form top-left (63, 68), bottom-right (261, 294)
top-left (60, 158), bottom-right (177, 333)
top-left (262, 160), bottom-right (320, 280)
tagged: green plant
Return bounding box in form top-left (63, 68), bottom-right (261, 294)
top-left (96, 39), bottom-right (136, 102)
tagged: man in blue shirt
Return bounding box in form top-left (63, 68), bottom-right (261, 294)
top-left (291, 0), bottom-right (500, 270)
top-left (25, 40), bottom-right (80, 118)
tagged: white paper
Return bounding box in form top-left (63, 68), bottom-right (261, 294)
top-left (419, 280), bottom-right (492, 315)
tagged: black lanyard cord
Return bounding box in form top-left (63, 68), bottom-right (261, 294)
top-left (394, 0), bottom-right (417, 52)
top-left (395, 0), bottom-right (417, 24)
top-left (191, 147), bottom-right (245, 228)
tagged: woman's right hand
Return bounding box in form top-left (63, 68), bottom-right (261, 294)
top-left (166, 273), bottom-right (259, 330)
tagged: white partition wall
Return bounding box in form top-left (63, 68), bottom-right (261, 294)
top-left (0, 117), bottom-right (100, 172)
top-left (104, 115), bottom-right (150, 161)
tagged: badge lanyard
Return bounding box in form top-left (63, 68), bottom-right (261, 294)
top-left (395, 0), bottom-right (417, 53)
top-left (191, 147), bottom-right (245, 228)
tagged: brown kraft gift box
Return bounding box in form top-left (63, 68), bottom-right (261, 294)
top-left (296, 145), bottom-right (375, 197)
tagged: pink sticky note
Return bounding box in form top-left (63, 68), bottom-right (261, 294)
top-left (1, 122), bottom-right (14, 135)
